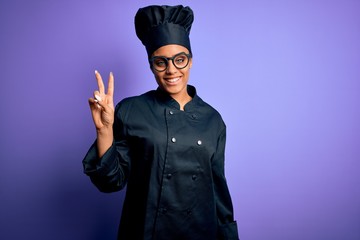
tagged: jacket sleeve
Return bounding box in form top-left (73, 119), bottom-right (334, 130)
top-left (82, 103), bottom-right (131, 193)
top-left (212, 126), bottom-right (239, 240)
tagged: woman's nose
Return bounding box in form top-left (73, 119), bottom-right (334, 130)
top-left (166, 60), bottom-right (177, 74)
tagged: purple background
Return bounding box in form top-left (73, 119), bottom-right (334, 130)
top-left (1, 0), bottom-right (359, 239)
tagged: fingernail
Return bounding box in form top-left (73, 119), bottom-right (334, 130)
top-left (94, 95), bottom-right (102, 102)
top-left (95, 70), bottom-right (98, 74)
top-left (110, 72), bottom-right (113, 77)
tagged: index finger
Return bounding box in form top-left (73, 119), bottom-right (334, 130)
top-left (95, 70), bottom-right (105, 94)
top-left (107, 72), bottom-right (114, 97)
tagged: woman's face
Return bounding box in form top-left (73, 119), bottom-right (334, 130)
top-left (151, 44), bottom-right (192, 99)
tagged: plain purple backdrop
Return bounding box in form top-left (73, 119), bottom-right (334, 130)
top-left (1, 0), bottom-right (359, 239)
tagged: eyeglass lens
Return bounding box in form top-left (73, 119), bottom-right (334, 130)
top-left (151, 53), bottom-right (190, 72)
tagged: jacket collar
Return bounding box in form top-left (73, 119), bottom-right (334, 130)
top-left (155, 85), bottom-right (201, 111)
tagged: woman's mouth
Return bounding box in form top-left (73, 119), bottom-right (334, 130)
top-left (165, 77), bottom-right (181, 84)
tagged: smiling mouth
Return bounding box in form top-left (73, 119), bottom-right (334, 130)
top-left (165, 77), bottom-right (181, 83)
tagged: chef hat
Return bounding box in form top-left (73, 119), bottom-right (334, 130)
top-left (134, 5), bottom-right (194, 57)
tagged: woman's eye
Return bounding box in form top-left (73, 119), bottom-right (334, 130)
top-left (155, 60), bottom-right (166, 66)
top-left (175, 57), bottom-right (185, 63)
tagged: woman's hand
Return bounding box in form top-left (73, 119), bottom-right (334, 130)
top-left (89, 71), bottom-right (115, 157)
top-left (88, 70), bottom-right (115, 132)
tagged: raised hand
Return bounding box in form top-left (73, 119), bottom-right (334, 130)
top-left (88, 70), bottom-right (115, 132)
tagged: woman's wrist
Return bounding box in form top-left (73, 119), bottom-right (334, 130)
top-left (96, 125), bottom-right (113, 136)
top-left (96, 126), bottom-right (113, 158)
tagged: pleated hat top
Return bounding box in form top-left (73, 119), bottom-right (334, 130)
top-left (135, 5), bottom-right (194, 57)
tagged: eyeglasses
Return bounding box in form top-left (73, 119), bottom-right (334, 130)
top-left (149, 52), bottom-right (192, 72)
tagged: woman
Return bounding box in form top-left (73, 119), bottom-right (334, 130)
top-left (83, 5), bottom-right (239, 240)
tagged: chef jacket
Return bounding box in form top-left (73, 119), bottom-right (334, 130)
top-left (83, 85), bottom-right (239, 240)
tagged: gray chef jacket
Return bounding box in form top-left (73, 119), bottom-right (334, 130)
top-left (83, 85), bottom-right (239, 240)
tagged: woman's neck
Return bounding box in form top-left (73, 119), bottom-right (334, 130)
top-left (172, 93), bottom-right (192, 111)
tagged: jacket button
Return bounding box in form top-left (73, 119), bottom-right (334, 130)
top-left (166, 173), bottom-right (172, 179)
top-left (192, 175), bottom-right (197, 180)
top-left (197, 140), bottom-right (202, 145)
top-left (169, 110), bottom-right (174, 115)
top-left (171, 137), bottom-right (176, 143)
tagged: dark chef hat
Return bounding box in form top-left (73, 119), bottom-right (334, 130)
top-left (135, 5), bottom-right (194, 57)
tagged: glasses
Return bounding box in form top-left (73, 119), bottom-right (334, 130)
top-left (149, 52), bottom-right (192, 72)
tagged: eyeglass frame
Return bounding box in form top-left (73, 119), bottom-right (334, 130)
top-left (149, 52), bottom-right (192, 72)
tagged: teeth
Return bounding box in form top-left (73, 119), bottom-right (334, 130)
top-left (167, 77), bottom-right (180, 82)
